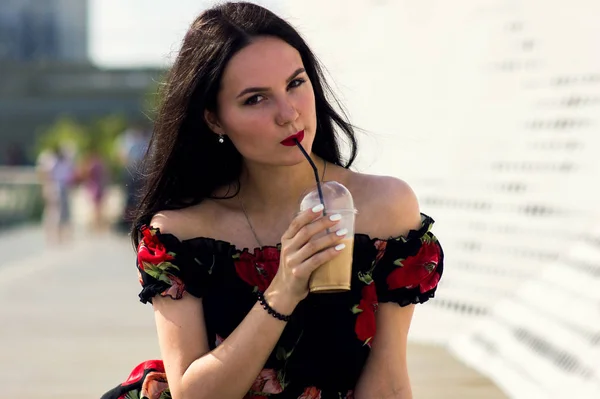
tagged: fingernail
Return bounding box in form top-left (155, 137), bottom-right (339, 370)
top-left (336, 228), bottom-right (348, 236)
top-left (329, 214), bottom-right (342, 221)
top-left (335, 243), bottom-right (346, 251)
top-left (312, 204), bottom-right (324, 213)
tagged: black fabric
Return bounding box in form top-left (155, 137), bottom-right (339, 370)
top-left (118, 213), bottom-right (444, 398)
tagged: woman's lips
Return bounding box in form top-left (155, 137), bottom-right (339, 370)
top-left (280, 130), bottom-right (305, 146)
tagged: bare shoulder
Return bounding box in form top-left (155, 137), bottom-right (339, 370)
top-left (149, 200), bottom-right (225, 241)
top-left (346, 171), bottom-right (422, 238)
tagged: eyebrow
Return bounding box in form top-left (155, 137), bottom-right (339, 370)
top-left (236, 67), bottom-right (306, 98)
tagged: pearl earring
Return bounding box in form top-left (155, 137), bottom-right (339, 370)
top-left (218, 134), bottom-right (224, 144)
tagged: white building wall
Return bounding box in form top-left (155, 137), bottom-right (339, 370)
top-left (280, 1), bottom-right (600, 398)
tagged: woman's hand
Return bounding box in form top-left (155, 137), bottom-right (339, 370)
top-left (265, 204), bottom-right (348, 311)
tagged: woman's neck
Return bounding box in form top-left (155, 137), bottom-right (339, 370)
top-left (238, 155), bottom-right (327, 215)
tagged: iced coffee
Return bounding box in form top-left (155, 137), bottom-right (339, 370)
top-left (300, 181), bottom-right (357, 293)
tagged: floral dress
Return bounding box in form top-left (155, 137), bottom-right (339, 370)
top-left (102, 213), bottom-right (444, 399)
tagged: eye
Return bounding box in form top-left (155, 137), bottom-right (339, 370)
top-left (288, 78), bottom-right (306, 89)
top-left (244, 94), bottom-right (265, 106)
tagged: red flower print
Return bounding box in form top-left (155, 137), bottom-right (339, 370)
top-left (137, 226), bottom-right (175, 268)
top-left (141, 371), bottom-right (169, 399)
top-left (420, 270), bottom-right (441, 293)
top-left (344, 390), bottom-right (355, 399)
top-left (298, 386), bottom-right (322, 399)
top-left (373, 239), bottom-right (387, 264)
top-left (358, 239), bottom-right (388, 285)
top-left (137, 225), bottom-right (185, 297)
top-left (354, 283), bottom-right (378, 347)
top-left (387, 238), bottom-right (440, 293)
top-left (121, 360), bottom-right (164, 386)
top-left (249, 368), bottom-right (284, 394)
top-left (160, 274), bottom-right (185, 300)
top-left (234, 247), bottom-right (280, 292)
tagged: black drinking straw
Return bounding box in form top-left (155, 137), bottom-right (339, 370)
top-left (294, 139), bottom-right (326, 213)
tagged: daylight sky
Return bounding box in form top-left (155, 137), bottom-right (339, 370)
top-left (88, 0), bottom-right (281, 67)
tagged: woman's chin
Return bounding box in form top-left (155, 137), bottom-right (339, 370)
top-left (273, 155), bottom-right (313, 168)
top-left (267, 145), bottom-right (314, 166)
top-left (285, 151), bottom-right (315, 166)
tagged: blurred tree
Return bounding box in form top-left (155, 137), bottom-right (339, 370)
top-left (35, 114), bottom-right (129, 182)
top-left (35, 116), bottom-right (88, 157)
top-left (86, 115), bottom-right (129, 180)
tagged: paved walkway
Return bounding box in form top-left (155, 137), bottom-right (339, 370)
top-left (0, 228), bottom-right (508, 399)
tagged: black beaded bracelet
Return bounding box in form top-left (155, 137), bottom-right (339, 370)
top-left (256, 291), bottom-right (292, 322)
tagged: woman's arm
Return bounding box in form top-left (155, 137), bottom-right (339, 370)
top-left (353, 176), bottom-right (423, 398)
top-left (153, 288), bottom-right (295, 399)
top-left (353, 303), bottom-right (415, 399)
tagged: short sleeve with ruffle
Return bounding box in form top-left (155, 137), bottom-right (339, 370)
top-left (371, 214), bottom-right (444, 307)
top-left (136, 225), bottom-right (209, 304)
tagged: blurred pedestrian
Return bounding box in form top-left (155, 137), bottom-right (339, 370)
top-left (36, 144), bottom-right (76, 245)
top-left (79, 145), bottom-right (109, 232)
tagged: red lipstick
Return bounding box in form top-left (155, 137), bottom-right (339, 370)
top-left (280, 130), bottom-right (305, 146)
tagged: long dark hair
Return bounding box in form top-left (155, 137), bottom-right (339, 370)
top-left (131, 2), bottom-right (358, 246)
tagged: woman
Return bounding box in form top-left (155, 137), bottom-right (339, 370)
top-left (80, 145), bottom-right (108, 232)
top-left (103, 2), bottom-right (444, 399)
top-left (37, 145), bottom-right (75, 245)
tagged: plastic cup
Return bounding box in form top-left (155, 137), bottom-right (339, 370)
top-left (299, 181), bottom-right (357, 293)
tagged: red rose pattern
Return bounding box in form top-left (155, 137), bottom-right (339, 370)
top-left (419, 269), bottom-right (441, 293)
top-left (140, 371), bottom-right (169, 399)
top-left (373, 239), bottom-right (387, 264)
top-left (137, 225), bottom-right (186, 300)
top-left (354, 283), bottom-right (378, 347)
top-left (137, 225), bottom-right (175, 267)
top-left (160, 275), bottom-right (185, 299)
top-left (386, 236), bottom-right (441, 293)
top-left (234, 247), bottom-right (280, 292)
top-left (249, 368), bottom-right (284, 394)
top-left (299, 386), bottom-right (322, 399)
top-left (121, 360), bottom-right (165, 387)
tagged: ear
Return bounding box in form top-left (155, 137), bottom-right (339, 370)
top-left (204, 109), bottom-right (225, 135)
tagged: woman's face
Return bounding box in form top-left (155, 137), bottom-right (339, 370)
top-left (207, 36), bottom-right (317, 167)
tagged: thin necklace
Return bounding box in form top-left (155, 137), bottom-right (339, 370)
top-left (239, 160), bottom-right (327, 249)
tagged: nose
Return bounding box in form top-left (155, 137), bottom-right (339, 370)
top-left (275, 98), bottom-right (299, 126)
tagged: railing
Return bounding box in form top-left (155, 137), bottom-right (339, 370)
top-left (0, 166), bottom-right (43, 230)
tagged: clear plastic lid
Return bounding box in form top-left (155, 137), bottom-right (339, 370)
top-left (299, 181), bottom-right (357, 214)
